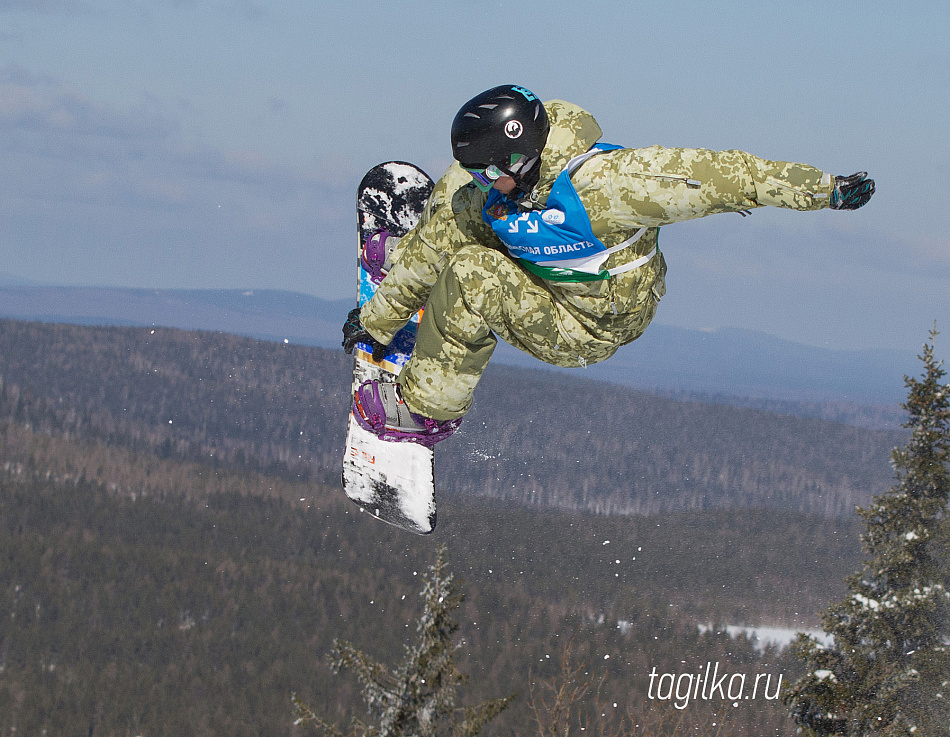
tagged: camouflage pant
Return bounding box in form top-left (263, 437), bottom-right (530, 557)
top-left (397, 244), bottom-right (662, 420)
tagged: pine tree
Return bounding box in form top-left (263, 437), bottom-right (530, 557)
top-left (784, 327), bottom-right (950, 735)
top-left (293, 545), bottom-right (515, 737)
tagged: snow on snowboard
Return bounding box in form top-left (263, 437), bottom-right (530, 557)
top-left (342, 162), bottom-right (437, 535)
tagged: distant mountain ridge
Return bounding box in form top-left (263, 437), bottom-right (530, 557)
top-left (0, 285), bottom-right (348, 346)
top-left (0, 318), bottom-right (902, 519)
top-left (0, 272), bottom-right (39, 287)
top-left (0, 285), bottom-right (913, 423)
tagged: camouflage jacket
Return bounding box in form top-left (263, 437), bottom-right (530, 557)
top-left (360, 100), bottom-right (834, 348)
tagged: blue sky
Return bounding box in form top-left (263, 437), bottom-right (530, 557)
top-left (1, 0), bottom-right (948, 352)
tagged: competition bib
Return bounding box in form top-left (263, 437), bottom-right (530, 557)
top-left (483, 144), bottom-right (624, 276)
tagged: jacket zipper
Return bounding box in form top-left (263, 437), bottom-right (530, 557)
top-left (648, 174), bottom-right (702, 188)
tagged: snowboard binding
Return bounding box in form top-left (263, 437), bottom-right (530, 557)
top-left (360, 230), bottom-right (396, 284)
top-left (353, 380), bottom-right (461, 448)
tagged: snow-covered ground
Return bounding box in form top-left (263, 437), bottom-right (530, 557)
top-left (698, 624), bottom-right (833, 652)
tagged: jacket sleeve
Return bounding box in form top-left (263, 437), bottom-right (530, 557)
top-left (572, 146), bottom-right (835, 233)
top-left (359, 168), bottom-right (495, 345)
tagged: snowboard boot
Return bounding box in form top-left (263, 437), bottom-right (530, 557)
top-left (360, 230), bottom-right (400, 284)
top-left (353, 380), bottom-right (461, 447)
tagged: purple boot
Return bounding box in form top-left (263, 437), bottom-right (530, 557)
top-left (353, 380), bottom-right (461, 447)
top-left (360, 230), bottom-right (395, 284)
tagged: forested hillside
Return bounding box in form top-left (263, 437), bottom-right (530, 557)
top-left (0, 319), bottom-right (904, 518)
top-left (0, 419), bottom-right (863, 735)
top-left (0, 317), bottom-right (902, 734)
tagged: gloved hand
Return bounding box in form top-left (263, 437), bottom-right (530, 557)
top-left (342, 307), bottom-right (389, 361)
top-left (830, 172), bottom-right (875, 210)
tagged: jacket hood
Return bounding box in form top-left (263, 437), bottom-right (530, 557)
top-left (535, 100), bottom-right (603, 199)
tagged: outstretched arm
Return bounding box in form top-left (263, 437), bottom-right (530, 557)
top-left (573, 146), bottom-right (873, 232)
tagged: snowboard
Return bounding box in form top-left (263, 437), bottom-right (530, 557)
top-left (342, 162), bottom-right (436, 535)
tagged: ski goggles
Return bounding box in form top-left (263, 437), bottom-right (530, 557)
top-left (462, 154), bottom-right (527, 192)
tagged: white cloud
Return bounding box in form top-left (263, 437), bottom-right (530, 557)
top-left (0, 65), bottom-right (349, 206)
top-left (0, 66), bottom-right (174, 140)
top-left (0, 65), bottom-right (354, 295)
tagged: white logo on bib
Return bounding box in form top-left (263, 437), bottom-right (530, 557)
top-left (541, 209), bottom-right (566, 225)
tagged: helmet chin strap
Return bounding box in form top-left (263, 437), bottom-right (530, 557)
top-left (504, 155), bottom-right (541, 203)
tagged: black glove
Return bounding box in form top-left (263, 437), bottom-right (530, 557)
top-left (830, 172), bottom-right (875, 210)
top-left (342, 307), bottom-right (389, 360)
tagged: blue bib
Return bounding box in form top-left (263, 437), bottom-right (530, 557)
top-left (483, 144), bottom-right (624, 276)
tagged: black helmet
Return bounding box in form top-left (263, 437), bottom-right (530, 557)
top-left (451, 85), bottom-right (549, 168)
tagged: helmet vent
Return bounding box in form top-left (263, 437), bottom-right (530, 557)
top-left (478, 104), bottom-right (499, 110)
top-left (463, 112), bottom-right (480, 118)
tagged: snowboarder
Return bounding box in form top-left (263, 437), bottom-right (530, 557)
top-left (343, 84), bottom-right (875, 445)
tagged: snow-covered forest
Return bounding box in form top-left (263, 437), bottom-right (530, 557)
top-left (0, 319), bottom-right (946, 735)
